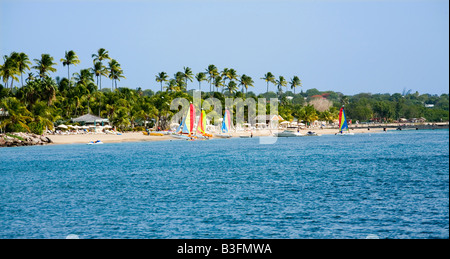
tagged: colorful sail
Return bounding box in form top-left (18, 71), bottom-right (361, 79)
top-left (196, 109), bottom-right (207, 135)
top-left (338, 106), bottom-right (349, 132)
top-left (221, 109), bottom-right (232, 133)
top-left (181, 103), bottom-right (196, 135)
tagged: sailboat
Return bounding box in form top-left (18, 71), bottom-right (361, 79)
top-left (336, 106), bottom-right (354, 135)
top-left (172, 103), bottom-right (196, 140)
top-left (196, 109), bottom-right (213, 139)
top-left (215, 109), bottom-right (233, 138)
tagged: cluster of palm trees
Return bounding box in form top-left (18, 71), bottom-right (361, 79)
top-left (0, 48), bottom-right (125, 92)
top-left (0, 48), bottom-right (336, 134)
top-left (155, 65), bottom-right (302, 96)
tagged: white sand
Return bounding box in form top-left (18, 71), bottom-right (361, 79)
top-left (47, 128), bottom-right (382, 145)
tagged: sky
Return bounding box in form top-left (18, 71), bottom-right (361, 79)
top-left (0, 0), bottom-right (448, 95)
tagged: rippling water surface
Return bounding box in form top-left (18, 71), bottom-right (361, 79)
top-left (0, 130), bottom-right (448, 238)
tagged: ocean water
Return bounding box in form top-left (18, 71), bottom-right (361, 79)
top-left (0, 130), bottom-right (448, 239)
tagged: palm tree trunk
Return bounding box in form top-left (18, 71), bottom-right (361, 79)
top-left (266, 82), bottom-right (269, 93)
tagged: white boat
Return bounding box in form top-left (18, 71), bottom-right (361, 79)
top-left (87, 140), bottom-right (103, 145)
top-left (336, 132), bottom-right (354, 136)
top-left (305, 131), bottom-right (321, 136)
top-left (274, 130), bottom-right (303, 137)
top-left (215, 133), bottom-right (232, 138)
top-left (171, 134), bottom-right (192, 140)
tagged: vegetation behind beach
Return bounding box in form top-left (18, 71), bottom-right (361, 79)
top-left (1, 50), bottom-right (448, 134)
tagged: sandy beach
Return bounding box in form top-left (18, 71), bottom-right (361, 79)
top-left (47, 132), bottom-right (174, 145)
top-left (46, 128), bottom-right (383, 145)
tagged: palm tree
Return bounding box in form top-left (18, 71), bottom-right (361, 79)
top-left (174, 71), bottom-right (186, 92)
top-left (195, 72), bottom-right (206, 91)
top-left (25, 72), bottom-right (35, 83)
top-left (73, 69), bottom-right (95, 87)
top-left (239, 74), bottom-right (254, 93)
top-left (213, 75), bottom-right (223, 92)
top-left (107, 59), bottom-right (124, 90)
top-left (221, 68), bottom-right (230, 87)
top-left (182, 66), bottom-right (194, 90)
top-left (40, 77), bottom-right (58, 106)
top-left (155, 72), bottom-right (168, 92)
top-left (60, 50), bottom-right (80, 82)
top-left (13, 52), bottom-right (31, 87)
top-left (165, 78), bottom-right (177, 92)
top-left (0, 54), bottom-right (19, 90)
top-left (91, 61), bottom-right (106, 90)
top-left (136, 102), bottom-right (158, 128)
top-left (275, 76), bottom-right (287, 97)
top-left (289, 76), bottom-right (301, 94)
top-left (294, 104), bottom-right (318, 127)
top-left (225, 81), bottom-right (238, 94)
top-left (205, 64), bottom-right (218, 93)
top-left (92, 48), bottom-right (111, 89)
top-left (33, 54), bottom-right (57, 79)
top-left (261, 72), bottom-right (275, 93)
top-left (0, 97), bottom-right (32, 132)
top-left (228, 68), bottom-right (239, 82)
top-left (92, 48), bottom-right (110, 63)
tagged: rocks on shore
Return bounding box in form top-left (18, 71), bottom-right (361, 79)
top-left (0, 132), bottom-right (53, 147)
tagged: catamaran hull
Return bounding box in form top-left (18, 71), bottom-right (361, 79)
top-left (171, 135), bottom-right (192, 140)
top-left (215, 134), bottom-right (232, 138)
top-left (336, 132), bottom-right (354, 136)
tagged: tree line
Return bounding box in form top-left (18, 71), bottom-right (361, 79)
top-left (0, 49), bottom-right (448, 134)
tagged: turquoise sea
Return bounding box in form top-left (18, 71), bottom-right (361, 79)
top-left (0, 130), bottom-right (448, 239)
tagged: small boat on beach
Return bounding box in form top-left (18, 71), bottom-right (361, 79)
top-left (336, 106), bottom-right (354, 136)
top-left (87, 140), bottom-right (103, 145)
top-left (274, 130), bottom-right (303, 137)
top-left (215, 109), bottom-right (232, 139)
top-left (305, 131), bottom-right (321, 136)
top-left (172, 103), bottom-right (197, 140)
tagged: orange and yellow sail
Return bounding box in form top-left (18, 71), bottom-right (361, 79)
top-left (197, 109), bottom-right (206, 135)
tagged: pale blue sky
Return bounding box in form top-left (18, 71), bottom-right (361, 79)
top-left (1, 0), bottom-right (448, 95)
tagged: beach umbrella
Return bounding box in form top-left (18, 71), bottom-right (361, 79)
top-left (57, 124), bottom-right (68, 129)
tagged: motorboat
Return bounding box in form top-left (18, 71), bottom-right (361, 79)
top-left (273, 130), bottom-right (303, 137)
top-left (87, 140), bottom-right (103, 145)
top-left (305, 131), bottom-right (321, 136)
